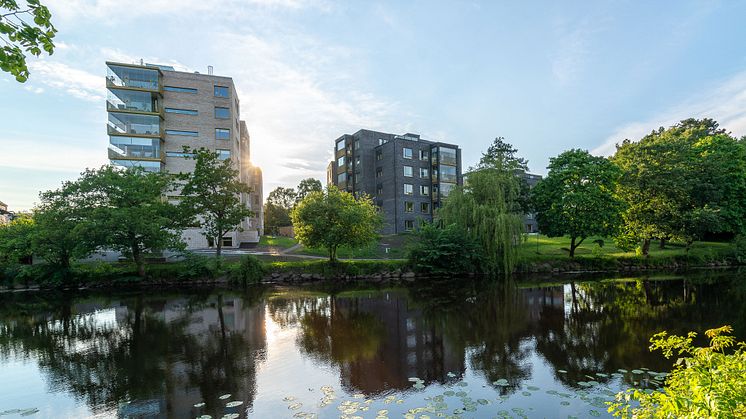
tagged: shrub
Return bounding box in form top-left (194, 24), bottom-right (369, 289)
top-left (733, 235), bottom-right (746, 264)
top-left (608, 325), bottom-right (746, 418)
top-left (407, 223), bottom-right (484, 275)
top-left (230, 255), bottom-right (266, 284)
top-left (175, 253), bottom-right (223, 280)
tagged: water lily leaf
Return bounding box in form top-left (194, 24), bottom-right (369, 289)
top-left (477, 399), bottom-right (489, 405)
top-left (527, 386), bottom-right (540, 391)
top-left (218, 394), bottom-right (231, 400)
top-left (595, 373), bottom-right (608, 378)
top-left (522, 391), bottom-right (532, 396)
top-left (221, 415), bottom-right (239, 419)
top-left (589, 410), bottom-right (601, 417)
top-left (225, 401), bottom-right (243, 408)
top-left (196, 415), bottom-right (212, 419)
top-left (408, 377), bottom-right (420, 382)
top-left (557, 369), bottom-right (567, 374)
top-left (193, 402), bottom-right (205, 408)
top-left (377, 410), bottom-right (388, 415)
top-left (618, 369), bottom-right (628, 373)
top-left (447, 372), bottom-right (457, 378)
top-left (288, 403), bottom-right (302, 410)
top-left (19, 409), bottom-right (39, 417)
top-left (443, 390), bottom-right (455, 397)
top-left (455, 391), bottom-right (467, 397)
top-left (560, 401), bottom-right (570, 406)
top-left (631, 369), bottom-right (643, 374)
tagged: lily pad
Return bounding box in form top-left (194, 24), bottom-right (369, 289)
top-left (521, 391), bottom-right (532, 397)
top-left (631, 369), bottom-right (644, 374)
top-left (193, 402), bottom-right (206, 408)
top-left (225, 401), bottom-right (243, 408)
top-left (560, 401), bottom-right (571, 406)
top-left (558, 369), bottom-right (568, 374)
top-left (218, 394), bottom-right (232, 400)
top-left (221, 414), bottom-right (239, 419)
top-left (19, 410), bottom-right (39, 417)
top-left (589, 410), bottom-right (601, 417)
top-left (288, 403), bottom-right (303, 410)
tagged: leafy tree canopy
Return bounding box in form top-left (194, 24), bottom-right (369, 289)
top-left (0, 0), bottom-right (56, 82)
top-left (291, 187), bottom-right (381, 262)
top-left (532, 149), bottom-right (622, 257)
top-left (296, 178), bottom-right (322, 203)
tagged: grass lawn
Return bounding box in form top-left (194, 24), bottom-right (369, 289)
top-left (289, 234), bottom-right (410, 259)
top-left (258, 235), bottom-right (298, 249)
top-left (518, 234), bottom-right (733, 264)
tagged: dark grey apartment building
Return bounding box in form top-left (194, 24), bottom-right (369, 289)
top-left (522, 172), bottom-right (542, 233)
top-left (329, 130), bottom-right (462, 234)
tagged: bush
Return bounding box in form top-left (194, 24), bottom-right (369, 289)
top-left (230, 255), bottom-right (266, 284)
top-left (733, 235), bottom-right (746, 264)
top-left (407, 223), bottom-right (484, 275)
top-left (609, 325), bottom-right (746, 418)
top-left (175, 253), bottom-right (223, 280)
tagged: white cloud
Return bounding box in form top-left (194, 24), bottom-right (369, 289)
top-left (0, 137), bottom-right (106, 173)
top-left (592, 71), bottom-right (746, 156)
top-left (27, 60), bottom-right (103, 102)
top-left (549, 15), bottom-right (609, 86)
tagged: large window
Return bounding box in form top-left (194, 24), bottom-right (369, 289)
top-left (404, 220), bottom-right (414, 231)
top-left (165, 129), bottom-right (198, 136)
top-left (440, 182), bottom-right (455, 197)
top-left (403, 147), bottom-right (413, 159)
top-left (376, 150), bottom-right (383, 161)
top-left (440, 165), bottom-right (457, 183)
top-left (420, 185), bottom-right (429, 196)
top-left (420, 202), bottom-right (430, 213)
top-left (440, 147), bottom-right (457, 165)
top-left (420, 167), bottom-right (428, 178)
top-left (403, 166), bottom-right (413, 177)
top-left (111, 159), bottom-right (162, 172)
top-left (165, 108), bottom-right (197, 115)
top-left (106, 64), bottom-right (159, 90)
top-left (214, 85), bottom-right (230, 97)
top-left (337, 173), bottom-right (347, 184)
top-left (337, 140), bottom-right (346, 151)
top-left (216, 128), bottom-right (230, 140)
top-left (337, 156), bottom-right (345, 167)
top-left (217, 149), bottom-right (231, 160)
top-left (404, 202), bottom-right (413, 213)
top-left (376, 168), bottom-right (383, 178)
top-left (165, 151), bottom-right (194, 158)
top-left (164, 85), bottom-right (197, 93)
top-left (108, 136), bottom-right (160, 159)
top-left (404, 184), bottom-right (413, 195)
top-left (215, 107), bottom-right (230, 119)
top-left (419, 150), bottom-right (429, 160)
top-left (107, 88), bottom-right (159, 113)
top-left (377, 184), bottom-right (383, 195)
top-left (108, 113), bottom-right (160, 136)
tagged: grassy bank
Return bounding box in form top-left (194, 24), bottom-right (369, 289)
top-left (516, 235), bottom-right (736, 273)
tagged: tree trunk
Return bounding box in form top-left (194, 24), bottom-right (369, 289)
top-left (659, 238), bottom-right (666, 249)
top-left (132, 244), bottom-right (145, 277)
top-left (641, 239), bottom-right (651, 257)
top-left (569, 236), bottom-right (584, 258)
top-left (216, 236), bottom-right (223, 258)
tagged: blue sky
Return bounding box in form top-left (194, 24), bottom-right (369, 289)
top-left (2, 0), bottom-right (746, 211)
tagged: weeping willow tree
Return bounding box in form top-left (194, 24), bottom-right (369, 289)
top-left (438, 138), bottom-right (527, 276)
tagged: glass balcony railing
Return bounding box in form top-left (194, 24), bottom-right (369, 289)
top-left (107, 88), bottom-right (160, 114)
top-left (108, 112), bottom-right (161, 137)
top-left (106, 64), bottom-right (160, 91)
top-left (108, 136), bottom-right (161, 160)
top-left (110, 159), bottom-right (163, 172)
top-left (439, 147), bottom-right (458, 166)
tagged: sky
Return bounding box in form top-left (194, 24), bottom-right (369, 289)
top-left (3, 0), bottom-right (746, 211)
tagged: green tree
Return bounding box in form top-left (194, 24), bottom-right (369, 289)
top-left (407, 223), bottom-right (484, 275)
top-left (532, 149), bottom-right (622, 257)
top-left (475, 136), bottom-right (530, 213)
top-left (295, 178), bottom-right (323, 203)
top-left (73, 166), bottom-right (185, 277)
top-left (609, 326), bottom-right (746, 418)
top-left (263, 186), bottom-right (296, 235)
top-left (0, 0), bottom-right (56, 82)
top-left (291, 187), bottom-right (381, 262)
top-left (0, 214), bottom-right (34, 264)
top-left (179, 148), bottom-right (253, 258)
top-left (612, 118), bottom-right (746, 255)
top-left (439, 163), bottom-right (524, 275)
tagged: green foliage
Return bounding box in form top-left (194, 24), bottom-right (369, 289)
top-left (0, 0), bottom-right (57, 82)
top-left (0, 214), bottom-right (34, 264)
top-left (437, 146), bottom-right (523, 274)
top-left (613, 119), bottom-right (746, 255)
top-left (179, 147), bottom-right (253, 257)
top-left (532, 149), bottom-right (623, 257)
top-left (407, 223), bottom-right (483, 275)
top-left (265, 179), bottom-right (321, 235)
top-left (609, 326), bottom-right (746, 418)
top-left (475, 136), bottom-right (531, 213)
top-left (71, 166), bottom-right (186, 276)
top-left (733, 235), bottom-right (746, 264)
top-left (230, 254), bottom-right (266, 284)
top-left (266, 259), bottom-right (406, 278)
top-left (291, 187), bottom-right (382, 262)
top-left (175, 253), bottom-right (224, 280)
top-left (295, 178), bottom-right (323, 203)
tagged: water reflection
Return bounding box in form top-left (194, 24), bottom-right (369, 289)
top-left (0, 270), bottom-right (744, 418)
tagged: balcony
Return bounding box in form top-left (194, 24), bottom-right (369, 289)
top-left (106, 63), bottom-right (160, 91)
top-left (108, 136), bottom-right (162, 160)
top-left (440, 165), bottom-right (458, 183)
top-left (110, 159), bottom-right (163, 172)
top-left (107, 88), bottom-right (161, 116)
top-left (108, 112), bottom-right (161, 137)
top-left (439, 147), bottom-right (458, 166)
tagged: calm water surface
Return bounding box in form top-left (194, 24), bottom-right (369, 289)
top-left (1, 271), bottom-right (745, 418)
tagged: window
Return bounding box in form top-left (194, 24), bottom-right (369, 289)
top-left (354, 139), bottom-right (360, 150)
top-left (165, 108), bottom-right (198, 115)
top-left (108, 136), bottom-right (160, 159)
top-left (420, 185), bottom-right (429, 196)
top-left (214, 85), bottom-right (230, 97)
top-left (111, 159), bottom-right (161, 172)
top-left (441, 182), bottom-right (455, 197)
top-left (440, 165), bottom-right (457, 183)
top-left (214, 107), bottom-right (230, 119)
top-left (440, 147), bottom-right (457, 165)
top-left (337, 140), bottom-right (346, 151)
top-left (420, 167), bottom-right (429, 178)
top-left (419, 150), bottom-right (429, 160)
top-left (165, 129), bottom-right (198, 136)
top-left (216, 128), bottom-right (230, 140)
top-left (403, 165), bottom-right (413, 177)
top-left (166, 151), bottom-right (194, 158)
top-left (420, 202), bottom-right (430, 213)
top-left (108, 113), bottom-right (160, 136)
top-left (404, 184), bottom-right (413, 195)
top-left (376, 150), bottom-right (383, 161)
top-left (378, 138), bottom-right (388, 146)
top-left (403, 147), bottom-right (413, 159)
top-left (337, 156), bottom-right (345, 167)
top-left (338, 173), bottom-right (347, 184)
top-left (377, 184), bottom-right (383, 195)
top-left (404, 220), bottom-right (414, 231)
top-left (221, 236), bottom-right (233, 247)
top-left (164, 86), bottom-right (197, 93)
top-left (376, 168), bottom-right (383, 178)
top-left (404, 202), bottom-right (413, 213)
top-left (217, 149), bottom-right (230, 160)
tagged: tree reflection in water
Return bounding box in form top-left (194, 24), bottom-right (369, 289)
top-left (0, 289), bottom-right (268, 418)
